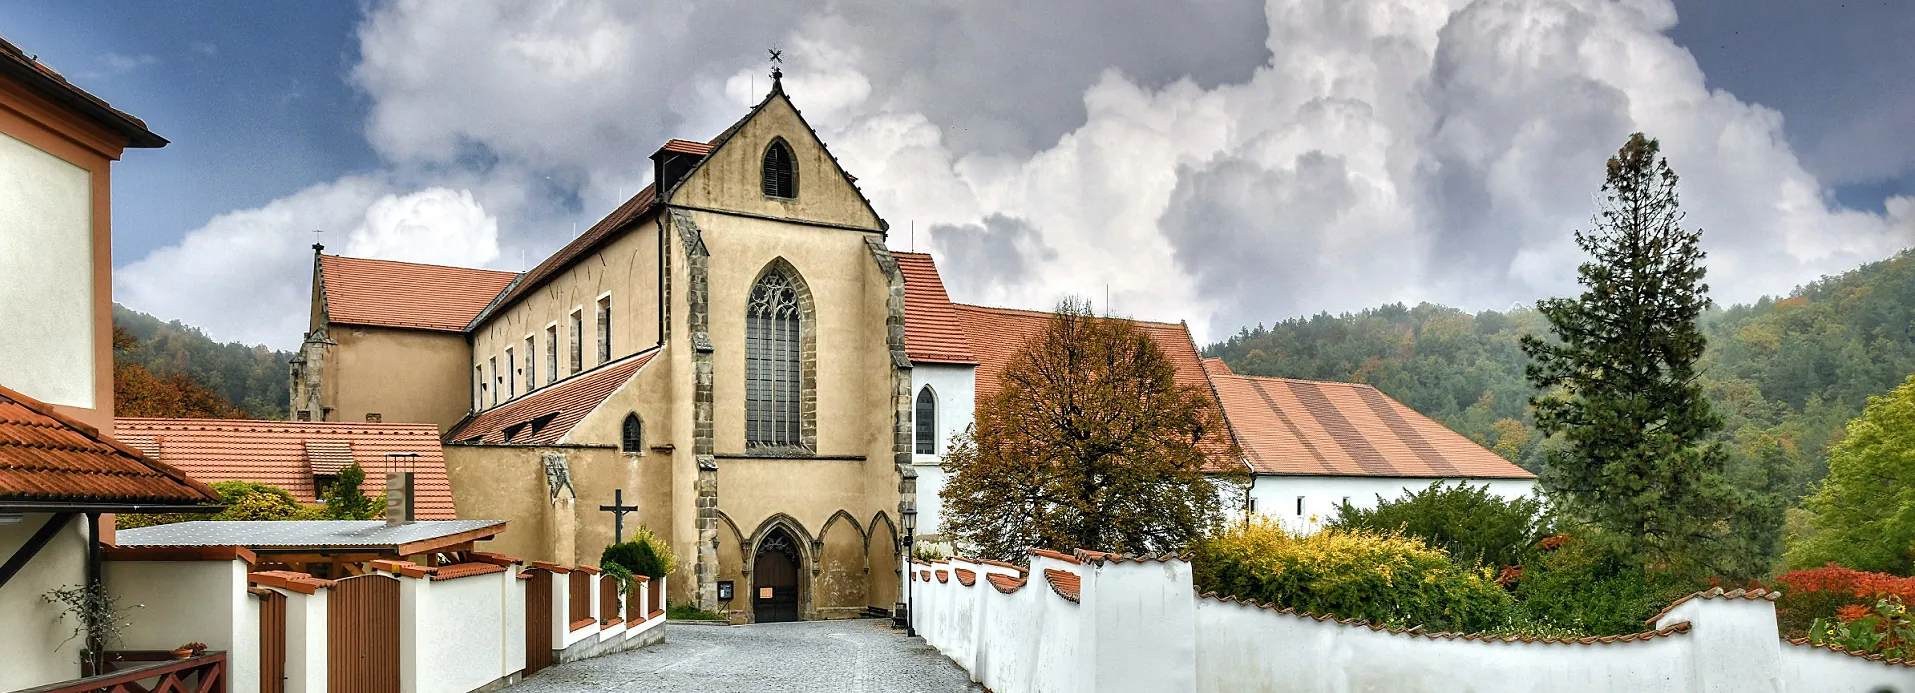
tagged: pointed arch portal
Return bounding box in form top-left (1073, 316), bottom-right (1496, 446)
top-left (752, 525), bottom-right (803, 623)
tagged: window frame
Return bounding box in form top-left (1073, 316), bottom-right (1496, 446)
top-left (568, 308), bottom-right (584, 375)
top-left (744, 263), bottom-right (813, 450)
top-left (489, 356), bottom-right (499, 407)
top-left (545, 323), bottom-right (559, 385)
top-left (596, 293), bottom-right (613, 365)
top-left (524, 334), bottom-right (537, 392)
top-left (761, 138), bottom-right (797, 199)
top-left (914, 386), bottom-right (938, 455)
top-left (504, 346), bottom-right (516, 399)
top-left (621, 413), bottom-right (643, 453)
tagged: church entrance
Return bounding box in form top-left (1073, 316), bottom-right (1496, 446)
top-left (753, 528), bottom-right (801, 623)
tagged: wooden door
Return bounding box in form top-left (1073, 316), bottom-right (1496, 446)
top-left (258, 589), bottom-right (287, 693)
top-left (524, 569), bottom-right (554, 675)
top-left (753, 533), bottom-right (800, 623)
top-left (328, 574), bottom-right (400, 693)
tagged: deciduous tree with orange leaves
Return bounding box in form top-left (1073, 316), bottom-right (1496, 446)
top-left (940, 299), bottom-right (1243, 561)
top-left (113, 326), bottom-right (245, 419)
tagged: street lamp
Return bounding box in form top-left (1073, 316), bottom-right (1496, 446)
top-left (901, 507), bottom-right (917, 637)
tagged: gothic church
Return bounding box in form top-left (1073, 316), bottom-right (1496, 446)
top-left (291, 76), bottom-right (914, 622)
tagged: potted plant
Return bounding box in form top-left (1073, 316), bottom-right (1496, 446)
top-left (169, 642), bottom-right (207, 659)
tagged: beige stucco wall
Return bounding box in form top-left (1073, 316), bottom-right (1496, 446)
top-left (0, 514), bottom-right (88, 690)
top-left (469, 222), bottom-right (662, 408)
top-left (672, 92), bottom-right (883, 231)
top-left (330, 326), bottom-right (473, 430)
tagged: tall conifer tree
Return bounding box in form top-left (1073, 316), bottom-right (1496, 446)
top-left (1521, 133), bottom-right (1744, 578)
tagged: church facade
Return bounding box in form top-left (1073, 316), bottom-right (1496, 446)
top-left (292, 79), bottom-right (911, 623)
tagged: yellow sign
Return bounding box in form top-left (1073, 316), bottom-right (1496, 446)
top-left (759, 587), bottom-right (774, 599)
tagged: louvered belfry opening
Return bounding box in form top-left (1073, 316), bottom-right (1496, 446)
top-left (762, 139), bottom-right (796, 198)
top-left (746, 270), bottom-right (802, 448)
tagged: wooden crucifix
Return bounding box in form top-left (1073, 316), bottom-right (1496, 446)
top-left (600, 489), bottom-right (640, 543)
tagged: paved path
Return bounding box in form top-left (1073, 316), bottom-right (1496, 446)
top-left (503, 620), bottom-right (984, 693)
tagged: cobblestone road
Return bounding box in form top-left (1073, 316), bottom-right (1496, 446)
top-left (502, 620), bottom-right (984, 693)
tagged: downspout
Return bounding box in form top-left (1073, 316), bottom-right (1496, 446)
top-left (86, 512), bottom-right (103, 673)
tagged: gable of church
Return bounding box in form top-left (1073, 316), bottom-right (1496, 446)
top-left (666, 89), bottom-right (885, 233)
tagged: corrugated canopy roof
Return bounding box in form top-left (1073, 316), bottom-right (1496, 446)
top-left (0, 384), bottom-right (218, 508)
top-left (115, 520), bottom-right (504, 552)
top-left (113, 418), bottom-right (459, 519)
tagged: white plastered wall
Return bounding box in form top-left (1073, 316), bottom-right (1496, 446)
top-left (0, 130), bottom-right (94, 408)
top-left (0, 514), bottom-right (87, 690)
top-left (105, 558), bottom-right (260, 693)
top-left (1231, 475), bottom-right (1538, 532)
top-left (909, 363), bottom-right (975, 538)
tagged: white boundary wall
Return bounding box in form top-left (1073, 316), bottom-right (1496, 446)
top-left (105, 557), bottom-right (261, 693)
top-left (909, 550), bottom-right (1915, 693)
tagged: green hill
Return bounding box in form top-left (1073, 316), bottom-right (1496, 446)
top-left (112, 304), bottom-right (293, 419)
top-left (1206, 249), bottom-right (1915, 499)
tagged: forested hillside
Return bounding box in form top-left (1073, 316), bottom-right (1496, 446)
top-left (113, 304), bottom-right (292, 418)
top-left (1207, 249), bottom-right (1915, 499)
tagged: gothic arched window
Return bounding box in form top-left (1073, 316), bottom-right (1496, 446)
top-left (915, 387), bottom-right (937, 455)
top-left (762, 139), bottom-right (796, 199)
top-left (747, 270), bottom-right (803, 448)
top-left (621, 413), bottom-right (642, 453)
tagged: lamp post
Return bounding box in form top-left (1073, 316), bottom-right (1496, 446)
top-left (901, 507), bottom-right (917, 637)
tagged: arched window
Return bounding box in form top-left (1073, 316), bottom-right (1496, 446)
top-left (915, 387), bottom-right (937, 455)
top-left (762, 139), bottom-right (796, 199)
top-left (621, 413), bottom-right (642, 453)
top-left (747, 270), bottom-right (803, 448)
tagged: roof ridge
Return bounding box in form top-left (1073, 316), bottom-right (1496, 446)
top-left (1218, 372), bottom-right (1382, 389)
top-left (321, 253), bottom-right (519, 277)
top-left (949, 301), bottom-right (1190, 330)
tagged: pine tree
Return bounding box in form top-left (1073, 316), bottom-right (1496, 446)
top-left (1520, 133), bottom-right (1748, 578)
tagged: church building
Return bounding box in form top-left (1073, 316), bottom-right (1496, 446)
top-left (292, 76), bottom-right (911, 623)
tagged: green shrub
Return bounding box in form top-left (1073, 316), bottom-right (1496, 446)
top-left (602, 525), bottom-right (675, 578)
top-left (1509, 538), bottom-right (1687, 636)
top-left (1327, 481), bottom-right (1551, 570)
top-left (322, 463), bottom-right (381, 520)
top-left (666, 603), bottom-right (723, 620)
top-left (118, 481), bottom-right (322, 528)
top-left (1190, 519), bottom-right (1512, 632)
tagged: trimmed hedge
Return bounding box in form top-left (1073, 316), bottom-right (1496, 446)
top-left (1190, 519), bottom-right (1512, 632)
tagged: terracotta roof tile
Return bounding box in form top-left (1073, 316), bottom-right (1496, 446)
top-left (1208, 373), bottom-right (1534, 479)
top-left (936, 569), bottom-right (950, 583)
top-left (0, 36), bottom-right (166, 147)
top-left (1027, 548), bottom-right (1080, 564)
top-left (1783, 637), bottom-right (1915, 667)
top-left (1202, 358), bottom-right (1233, 376)
top-left (112, 417), bottom-right (457, 519)
top-left (1644, 587), bottom-right (1780, 626)
top-left (954, 568), bottom-right (977, 587)
top-left (249, 570), bottom-right (333, 595)
top-left (444, 349), bottom-right (658, 445)
top-left (319, 255), bottom-right (519, 332)
top-left (1043, 568), bottom-right (1081, 603)
top-left (986, 573), bottom-right (1028, 594)
top-left (892, 253), bottom-right (977, 364)
top-left (660, 139), bottom-right (714, 156)
top-left (0, 384), bottom-right (218, 506)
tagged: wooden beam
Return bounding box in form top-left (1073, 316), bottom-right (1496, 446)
top-left (0, 513), bottom-right (75, 589)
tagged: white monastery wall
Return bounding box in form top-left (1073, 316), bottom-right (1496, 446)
top-left (0, 131), bottom-right (94, 409)
top-left (1236, 475), bottom-right (1538, 532)
top-left (909, 548), bottom-right (1915, 693)
top-left (909, 363), bottom-right (974, 537)
top-left (105, 557), bottom-right (261, 693)
top-left (0, 515), bottom-right (88, 691)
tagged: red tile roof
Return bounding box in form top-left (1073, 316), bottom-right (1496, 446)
top-left (1207, 374), bottom-right (1534, 479)
top-left (986, 572), bottom-right (1028, 594)
top-left (950, 304), bottom-right (1212, 406)
top-left (0, 384), bottom-right (218, 507)
top-left (1202, 358), bottom-right (1233, 376)
top-left (0, 36), bottom-right (166, 148)
top-left (660, 139), bottom-right (714, 156)
top-left (112, 417), bottom-right (457, 519)
top-left (319, 255), bottom-right (519, 332)
top-left (444, 349), bottom-right (659, 445)
top-left (1043, 568), bottom-right (1081, 603)
top-left (892, 253), bottom-right (977, 364)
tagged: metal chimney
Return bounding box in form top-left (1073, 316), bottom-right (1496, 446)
top-left (385, 452), bottom-right (419, 525)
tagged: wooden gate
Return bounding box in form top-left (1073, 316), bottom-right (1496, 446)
top-left (328, 574), bottom-right (400, 693)
top-left (257, 588), bottom-right (287, 693)
top-left (523, 569), bottom-right (554, 676)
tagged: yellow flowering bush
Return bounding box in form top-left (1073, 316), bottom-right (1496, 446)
top-left (1190, 518), bottom-right (1512, 632)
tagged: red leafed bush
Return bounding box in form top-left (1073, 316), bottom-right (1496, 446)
top-left (1772, 564), bottom-right (1915, 637)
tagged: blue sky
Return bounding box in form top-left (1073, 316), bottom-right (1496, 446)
top-left (5, 0), bottom-right (1911, 348)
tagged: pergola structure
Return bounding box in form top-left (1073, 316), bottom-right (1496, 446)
top-left (114, 519), bottom-right (508, 578)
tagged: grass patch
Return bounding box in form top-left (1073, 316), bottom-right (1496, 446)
top-left (667, 603), bottom-right (725, 621)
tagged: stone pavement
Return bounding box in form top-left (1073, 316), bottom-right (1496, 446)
top-left (502, 619), bottom-right (985, 693)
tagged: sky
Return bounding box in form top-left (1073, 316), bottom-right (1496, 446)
top-left (5, 0), bottom-right (1911, 350)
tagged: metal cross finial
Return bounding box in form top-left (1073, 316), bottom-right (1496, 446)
top-left (768, 48), bottom-right (784, 82)
top-left (311, 228), bottom-right (324, 253)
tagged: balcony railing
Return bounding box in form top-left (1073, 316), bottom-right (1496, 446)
top-left (19, 651), bottom-right (226, 693)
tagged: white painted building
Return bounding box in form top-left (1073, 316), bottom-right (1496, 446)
top-left (1203, 358), bottom-right (1537, 531)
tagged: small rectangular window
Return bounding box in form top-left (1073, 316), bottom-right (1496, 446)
top-left (490, 357), bottom-right (499, 407)
top-left (505, 347), bottom-right (516, 399)
top-left (1296, 496), bottom-right (1305, 516)
top-left (569, 310), bottom-right (583, 374)
top-left (597, 296), bottom-right (612, 364)
top-left (1247, 497), bottom-right (1257, 513)
top-left (545, 325), bottom-right (558, 384)
top-left (365, 413), bottom-right (382, 423)
top-left (297, 410), bottom-right (312, 422)
top-left (474, 365), bottom-right (485, 410)
top-left (524, 336), bottom-right (536, 391)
